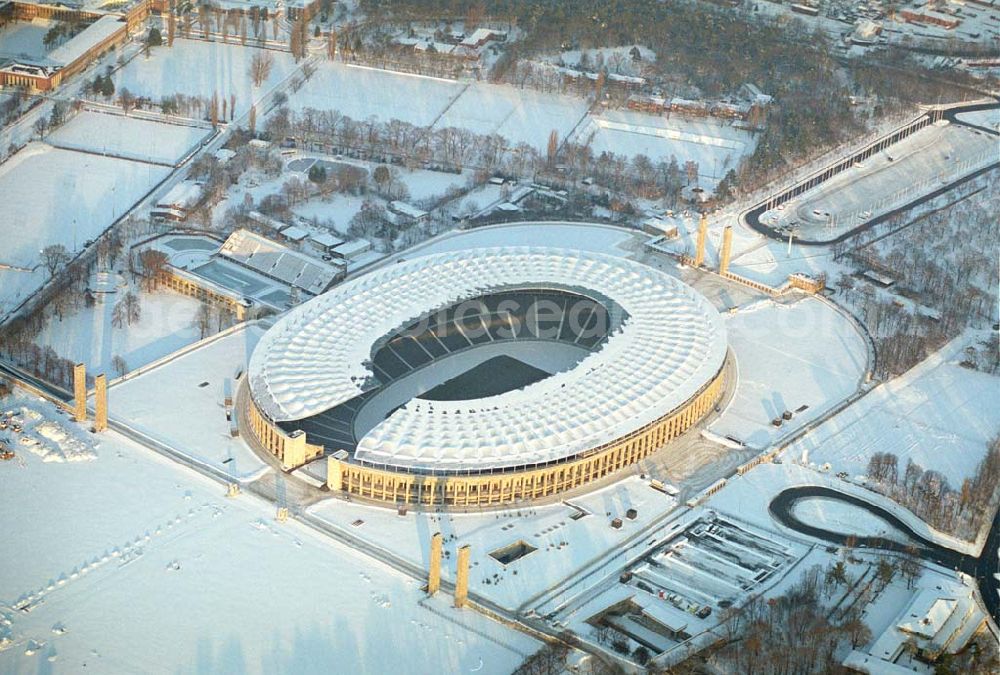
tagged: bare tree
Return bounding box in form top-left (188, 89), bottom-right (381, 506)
top-left (122, 291), bottom-right (141, 326)
top-left (249, 51), bottom-right (274, 87)
top-left (111, 354), bottom-right (128, 377)
top-left (193, 303), bottom-right (212, 338)
top-left (40, 244), bottom-right (70, 277)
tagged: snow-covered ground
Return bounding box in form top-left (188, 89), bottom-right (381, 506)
top-left (113, 39), bottom-right (297, 114)
top-left (0, 394), bottom-right (538, 673)
top-left (790, 497), bottom-right (908, 542)
top-left (785, 336), bottom-right (1000, 485)
top-left (32, 286), bottom-right (205, 377)
top-left (108, 325), bottom-right (270, 481)
top-left (308, 475), bottom-right (677, 610)
top-left (763, 122), bottom-right (995, 241)
top-left (554, 45), bottom-right (656, 69)
top-left (295, 73), bottom-right (592, 152)
top-left (292, 62), bottom-right (464, 127)
top-left (704, 462), bottom-right (969, 551)
top-left (432, 82), bottom-right (591, 150)
top-left (709, 298), bottom-right (868, 449)
top-left (955, 107), bottom-right (1000, 131)
top-left (0, 143), bottom-right (169, 317)
top-left (576, 109), bottom-right (757, 183)
top-left (655, 210), bottom-right (850, 289)
top-left (0, 20), bottom-right (51, 61)
top-left (46, 111), bottom-right (209, 165)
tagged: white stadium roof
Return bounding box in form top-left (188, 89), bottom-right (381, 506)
top-left (248, 247), bottom-right (727, 472)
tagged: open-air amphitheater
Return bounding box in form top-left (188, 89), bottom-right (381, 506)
top-left (242, 247), bottom-right (729, 508)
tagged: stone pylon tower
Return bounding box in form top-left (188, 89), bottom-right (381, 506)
top-left (428, 532), bottom-right (442, 596)
top-left (454, 544), bottom-right (471, 608)
top-left (719, 226), bottom-right (734, 276)
top-left (94, 374), bottom-right (108, 432)
top-left (73, 363), bottom-right (87, 423)
top-left (694, 212), bottom-right (709, 267)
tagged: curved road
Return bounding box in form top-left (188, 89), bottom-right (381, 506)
top-left (770, 485), bottom-right (1000, 624)
top-left (742, 99), bottom-right (1000, 245)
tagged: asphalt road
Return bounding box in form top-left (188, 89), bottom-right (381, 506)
top-left (769, 485), bottom-right (999, 625)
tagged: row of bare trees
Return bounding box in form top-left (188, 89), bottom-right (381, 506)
top-left (271, 105), bottom-right (693, 205)
top-left (866, 439), bottom-right (1000, 540)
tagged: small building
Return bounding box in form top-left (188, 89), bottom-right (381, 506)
top-left (739, 83), bottom-right (773, 106)
top-left (899, 9), bottom-right (961, 29)
top-left (151, 181), bottom-right (203, 221)
top-left (330, 238), bottom-right (371, 260)
top-left (642, 217), bottom-right (678, 238)
top-left (279, 225), bottom-right (309, 244)
top-left (862, 270), bottom-right (895, 288)
top-left (851, 19), bottom-right (883, 45)
top-left (306, 231), bottom-right (345, 256)
top-left (459, 28), bottom-right (507, 49)
top-left (787, 272), bottom-right (826, 294)
top-left (387, 201), bottom-right (430, 225)
top-left (247, 210), bottom-right (288, 234)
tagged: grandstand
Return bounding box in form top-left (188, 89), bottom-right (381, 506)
top-left (282, 287), bottom-right (624, 454)
top-left (219, 229), bottom-right (344, 296)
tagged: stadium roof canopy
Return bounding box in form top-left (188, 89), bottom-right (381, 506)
top-left (248, 247), bottom-right (727, 471)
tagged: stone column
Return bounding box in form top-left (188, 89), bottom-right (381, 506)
top-left (327, 455), bottom-right (343, 491)
top-left (454, 544), bottom-right (471, 608)
top-left (73, 363), bottom-right (86, 423)
top-left (94, 374), bottom-right (107, 432)
top-left (694, 212), bottom-right (708, 267)
top-left (719, 225), bottom-right (734, 276)
top-left (428, 532), bottom-right (442, 596)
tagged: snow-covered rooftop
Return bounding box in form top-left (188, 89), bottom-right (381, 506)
top-left (48, 15), bottom-right (125, 68)
top-left (248, 248), bottom-right (727, 472)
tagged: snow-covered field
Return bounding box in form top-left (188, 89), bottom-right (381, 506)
top-left (0, 143), bottom-right (168, 317)
top-left (0, 21), bottom-right (50, 61)
top-left (432, 82), bottom-right (591, 150)
top-left (46, 111), bottom-right (209, 165)
top-left (0, 395), bottom-right (537, 673)
top-left (292, 62), bottom-right (464, 127)
top-left (710, 298), bottom-right (867, 449)
top-left (292, 71), bottom-right (592, 152)
top-left (113, 39), bottom-right (297, 113)
top-left (108, 324), bottom-right (269, 481)
top-left (577, 109), bottom-right (757, 182)
top-left (33, 287), bottom-right (205, 377)
top-left (791, 497), bottom-right (907, 542)
top-left (955, 107), bottom-right (1000, 131)
top-left (309, 475), bottom-right (677, 610)
top-left (786, 337), bottom-right (1000, 485)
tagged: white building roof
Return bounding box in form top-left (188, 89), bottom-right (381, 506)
top-left (156, 180), bottom-right (202, 210)
top-left (333, 239), bottom-right (371, 257)
top-left (48, 15), bottom-right (125, 67)
top-left (280, 225), bottom-right (309, 241)
top-left (248, 248), bottom-right (727, 472)
top-left (309, 231), bottom-right (344, 248)
top-left (388, 201), bottom-right (429, 220)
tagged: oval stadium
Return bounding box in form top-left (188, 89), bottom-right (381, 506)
top-left (242, 247), bottom-right (729, 507)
